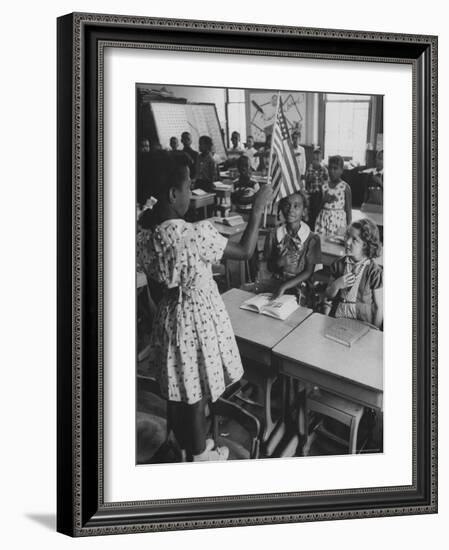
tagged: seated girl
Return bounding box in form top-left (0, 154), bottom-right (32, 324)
top-left (325, 218), bottom-right (383, 328)
top-left (263, 190), bottom-right (322, 302)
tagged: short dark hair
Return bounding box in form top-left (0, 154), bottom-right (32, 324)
top-left (349, 218), bottom-right (382, 259)
top-left (199, 135), bottom-right (213, 149)
top-left (328, 155), bottom-right (344, 169)
top-left (147, 151), bottom-right (190, 201)
top-left (138, 151), bottom-right (190, 229)
top-left (181, 131), bottom-right (191, 139)
top-left (231, 131), bottom-right (240, 138)
top-left (279, 189), bottom-right (308, 212)
top-left (237, 154), bottom-right (251, 170)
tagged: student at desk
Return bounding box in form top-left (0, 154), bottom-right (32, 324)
top-left (232, 155), bottom-right (260, 212)
top-left (194, 135), bottom-right (218, 192)
top-left (137, 152), bottom-right (273, 462)
top-left (325, 218), bottom-right (383, 328)
top-left (263, 190), bottom-right (322, 305)
top-left (181, 131), bottom-right (198, 178)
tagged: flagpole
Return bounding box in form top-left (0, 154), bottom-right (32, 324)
top-left (263, 91), bottom-right (282, 228)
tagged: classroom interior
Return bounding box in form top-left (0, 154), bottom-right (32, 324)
top-left (136, 84), bottom-right (384, 464)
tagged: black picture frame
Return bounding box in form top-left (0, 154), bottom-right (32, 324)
top-left (57, 12), bottom-right (438, 536)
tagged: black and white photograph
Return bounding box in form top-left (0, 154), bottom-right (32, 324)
top-left (135, 84), bottom-right (384, 464)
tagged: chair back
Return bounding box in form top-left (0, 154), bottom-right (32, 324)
top-left (212, 398), bottom-right (261, 459)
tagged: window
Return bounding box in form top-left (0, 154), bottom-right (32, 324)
top-left (323, 94), bottom-right (371, 166)
top-left (226, 89), bottom-right (246, 147)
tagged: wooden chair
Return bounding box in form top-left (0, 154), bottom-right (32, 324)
top-left (137, 375), bottom-right (187, 462)
top-left (211, 397), bottom-right (262, 459)
top-left (305, 389), bottom-right (365, 455)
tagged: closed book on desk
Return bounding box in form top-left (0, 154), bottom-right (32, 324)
top-left (221, 215), bottom-right (244, 227)
top-left (240, 293), bottom-right (299, 321)
top-left (213, 181), bottom-right (233, 191)
top-left (325, 318), bottom-right (370, 347)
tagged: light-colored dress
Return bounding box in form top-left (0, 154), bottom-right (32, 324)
top-left (137, 219), bottom-right (243, 404)
top-left (315, 181), bottom-right (348, 236)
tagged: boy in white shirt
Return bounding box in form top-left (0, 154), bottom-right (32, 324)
top-left (291, 130), bottom-right (306, 179)
top-left (244, 135), bottom-right (259, 171)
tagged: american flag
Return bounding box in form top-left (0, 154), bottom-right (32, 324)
top-left (269, 97), bottom-right (301, 205)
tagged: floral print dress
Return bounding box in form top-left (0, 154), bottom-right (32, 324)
top-left (315, 180), bottom-right (348, 236)
top-left (137, 219), bottom-right (243, 404)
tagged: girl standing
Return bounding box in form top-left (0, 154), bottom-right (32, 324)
top-left (137, 152), bottom-right (272, 461)
top-left (315, 155), bottom-right (352, 236)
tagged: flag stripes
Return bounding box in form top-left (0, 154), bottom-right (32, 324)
top-left (269, 97), bottom-right (301, 204)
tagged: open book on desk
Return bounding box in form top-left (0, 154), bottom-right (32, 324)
top-left (240, 293), bottom-right (299, 321)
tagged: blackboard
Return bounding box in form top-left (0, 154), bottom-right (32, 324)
top-left (150, 101), bottom-right (227, 161)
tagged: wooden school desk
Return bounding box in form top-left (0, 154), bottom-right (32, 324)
top-left (210, 216), bottom-right (247, 238)
top-left (272, 313), bottom-right (383, 455)
top-left (353, 207), bottom-right (383, 228)
top-left (222, 288), bottom-right (312, 443)
top-left (190, 192), bottom-right (216, 219)
top-left (320, 235), bottom-right (345, 266)
top-left (320, 235), bottom-right (383, 267)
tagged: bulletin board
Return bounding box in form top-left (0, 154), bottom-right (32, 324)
top-left (246, 90), bottom-right (306, 142)
top-left (150, 101), bottom-right (227, 161)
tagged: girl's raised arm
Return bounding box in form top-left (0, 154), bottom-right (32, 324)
top-left (344, 183), bottom-right (352, 226)
top-left (223, 185), bottom-right (273, 261)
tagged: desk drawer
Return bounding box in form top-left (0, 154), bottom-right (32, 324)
top-left (280, 358), bottom-right (383, 410)
top-left (237, 339), bottom-right (272, 366)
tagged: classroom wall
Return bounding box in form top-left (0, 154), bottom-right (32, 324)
top-left (1, 2), bottom-right (446, 550)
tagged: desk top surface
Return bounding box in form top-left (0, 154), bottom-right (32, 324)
top-left (190, 192), bottom-right (216, 204)
top-left (210, 216), bottom-right (248, 237)
top-left (353, 208), bottom-right (383, 227)
top-left (222, 288), bottom-right (313, 350)
top-left (320, 235), bottom-right (346, 260)
top-left (320, 235), bottom-right (383, 267)
top-left (273, 313), bottom-right (383, 392)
